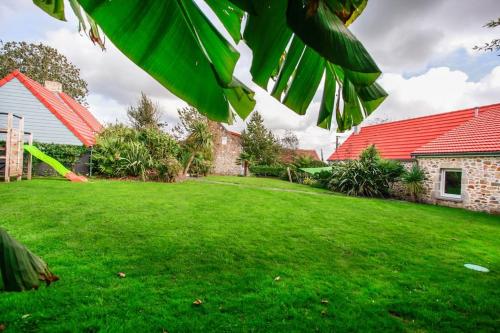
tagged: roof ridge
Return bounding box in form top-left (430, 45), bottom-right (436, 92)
top-left (359, 103), bottom-right (500, 130)
top-left (413, 107), bottom-right (500, 155)
top-left (58, 92), bottom-right (102, 133)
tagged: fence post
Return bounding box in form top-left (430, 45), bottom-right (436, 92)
top-left (287, 167), bottom-right (292, 183)
top-left (4, 113), bottom-right (13, 182)
top-left (27, 133), bottom-right (33, 180)
top-left (16, 116), bottom-right (24, 181)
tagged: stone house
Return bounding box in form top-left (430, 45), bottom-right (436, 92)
top-left (208, 122), bottom-right (244, 175)
top-left (328, 103), bottom-right (500, 214)
top-left (0, 70), bottom-right (102, 175)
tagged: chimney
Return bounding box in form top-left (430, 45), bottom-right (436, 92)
top-left (353, 125), bottom-right (361, 134)
top-left (474, 107), bottom-right (479, 117)
top-left (44, 81), bottom-right (63, 93)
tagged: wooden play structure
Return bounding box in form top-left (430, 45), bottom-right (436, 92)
top-left (0, 112), bottom-right (32, 182)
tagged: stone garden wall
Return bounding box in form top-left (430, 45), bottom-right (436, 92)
top-left (417, 156), bottom-right (500, 214)
top-left (209, 122), bottom-right (243, 176)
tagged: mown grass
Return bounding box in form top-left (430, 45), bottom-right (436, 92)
top-left (0, 177), bottom-right (498, 332)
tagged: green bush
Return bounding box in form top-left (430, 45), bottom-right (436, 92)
top-left (93, 125), bottom-right (181, 181)
top-left (188, 153), bottom-right (213, 177)
top-left (31, 142), bottom-right (87, 169)
top-left (249, 165), bottom-right (286, 177)
top-left (139, 127), bottom-right (180, 161)
top-left (312, 169), bottom-right (333, 188)
top-left (153, 156), bottom-right (182, 182)
top-left (378, 159), bottom-right (405, 181)
top-left (327, 146), bottom-right (403, 197)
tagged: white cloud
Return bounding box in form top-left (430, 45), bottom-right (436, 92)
top-left (368, 66), bottom-right (500, 122)
top-left (351, 0), bottom-right (500, 73)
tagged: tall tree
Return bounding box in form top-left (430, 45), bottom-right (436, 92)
top-left (171, 106), bottom-right (207, 140)
top-left (280, 130), bottom-right (299, 150)
top-left (474, 18), bottom-right (500, 55)
top-left (240, 112), bottom-right (281, 166)
top-left (127, 92), bottom-right (166, 130)
top-left (0, 41), bottom-right (88, 104)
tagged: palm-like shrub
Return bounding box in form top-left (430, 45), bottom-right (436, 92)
top-left (402, 164), bottom-right (427, 201)
top-left (182, 121), bottom-right (213, 176)
top-left (328, 160), bottom-right (386, 197)
top-left (119, 142), bottom-right (152, 181)
top-left (189, 153), bottom-right (213, 177)
top-left (328, 145), bottom-right (403, 197)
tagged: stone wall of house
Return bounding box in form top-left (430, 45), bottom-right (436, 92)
top-left (209, 122), bottom-right (243, 175)
top-left (417, 156), bottom-right (500, 214)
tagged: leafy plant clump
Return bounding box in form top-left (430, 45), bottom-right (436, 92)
top-left (93, 124), bottom-right (181, 182)
top-left (327, 145), bottom-right (404, 197)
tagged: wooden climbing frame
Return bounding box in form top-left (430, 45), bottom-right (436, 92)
top-left (0, 112), bottom-right (32, 182)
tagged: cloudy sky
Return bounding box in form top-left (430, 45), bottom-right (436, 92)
top-left (1, 0), bottom-right (499, 157)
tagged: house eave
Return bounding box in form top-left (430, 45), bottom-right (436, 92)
top-left (412, 151), bottom-right (500, 158)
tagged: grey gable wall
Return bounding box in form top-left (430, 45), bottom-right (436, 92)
top-left (0, 78), bottom-right (82, 145)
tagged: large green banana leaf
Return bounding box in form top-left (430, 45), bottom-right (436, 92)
top-left (32, 0), bottom-right (385, 132)
top-left (0, 228), bottom-right (59, 292)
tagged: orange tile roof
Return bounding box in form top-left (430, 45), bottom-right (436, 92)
top-left (413, 107), bottom-right (500, 156)
top-left (0, 70), bottom-right (101, 146)
top-left (59, 92), bottom-right (103, 133)
top-left (281, 149), bottom-right (320, 163)
top-left (328, 103), bottom-right (500, 161)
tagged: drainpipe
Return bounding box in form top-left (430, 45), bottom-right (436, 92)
top-left (89, 146), bottom-right (93, 177)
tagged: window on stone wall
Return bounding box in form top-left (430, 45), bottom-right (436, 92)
top-left (440, 169), bottom-right (462, 199)
top-left (221, 136), bottom-right (227, 145)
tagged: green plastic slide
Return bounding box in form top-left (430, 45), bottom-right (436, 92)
top-left (23, 144), bottom-right (70, 177)
top-left (299, 167), bottom-right (332, 175)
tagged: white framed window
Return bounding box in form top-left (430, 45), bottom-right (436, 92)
top-left (440, 169), bottom-right (462, 199)
top-left (221, 136), bottom-right (228, 145)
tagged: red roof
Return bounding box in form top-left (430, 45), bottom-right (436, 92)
top-left (328, 103), bottom-right (500, 161)
top-left (59, 92), bottom-right (102, 133)
top-left (281, 149), bottom-right (320, 163)
top-left (413, 107), bottom-right (500, 156)
top-left (0, 70), bottom-right (101, 146)
top-left (227, 130), bottom-right (241, 137)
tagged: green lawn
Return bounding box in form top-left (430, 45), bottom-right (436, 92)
top-left (0, 177), bottom-right (498, 332)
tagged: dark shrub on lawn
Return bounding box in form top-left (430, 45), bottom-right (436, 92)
top-left (312, 169), bottom-right (333, 188)
top-left (402, 164), bottom-right (426, 201)
top-left (328, 145), bottom-right (403, 197)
